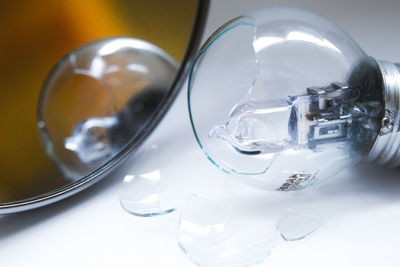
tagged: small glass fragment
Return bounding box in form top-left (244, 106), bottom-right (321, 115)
top-left (178, 195), bottom-right (276, 267)
top-left (119, 145), bottom-right (176, 217)
top-left (276, 211), bottom-right (324, 241)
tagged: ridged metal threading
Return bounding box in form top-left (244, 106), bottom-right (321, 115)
top-left (365, 61), bottom-right (400, 167)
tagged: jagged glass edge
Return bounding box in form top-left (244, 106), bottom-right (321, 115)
top-left (187, 18), bottom-right (268, 176)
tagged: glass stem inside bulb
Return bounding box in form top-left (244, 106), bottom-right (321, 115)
top-left (64, 87), bottom-right (167, 165)
top-left (209, 82), bottom-right (379, 155)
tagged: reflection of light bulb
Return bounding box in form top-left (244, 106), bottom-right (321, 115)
top-left (188, 7), bottom-right (400, 190)
top-left (38, 38), bottom-right (177, 180)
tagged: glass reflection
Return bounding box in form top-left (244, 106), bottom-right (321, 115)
top-left (0, 0), bottom-right (198, 205)
top-left (38, 37), bottom-right (178, 179)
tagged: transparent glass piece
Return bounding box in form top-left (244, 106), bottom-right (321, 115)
top-left (188, 7), bottom-right (384, 189)
top-left (209, 99), bottom-right (294, 154)
top-left (178, 195), bottom-right (276, 267)
top-left (38, 37), bottom-right (178, 180)
top-left (119, 145), bottom-right (176, 217)
top-left (189, 20), bottom-right (274, 175)
top-left (276, 211), bottom-right (324, 241)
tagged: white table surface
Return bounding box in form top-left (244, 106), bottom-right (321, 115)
top-left (1, 1), bottom-right (400, 266)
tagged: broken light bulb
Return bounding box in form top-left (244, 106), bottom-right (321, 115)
top-left (188, 7), bottom-right (400, 190)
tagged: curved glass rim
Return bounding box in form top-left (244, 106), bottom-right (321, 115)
top-left (187, 18), bottom-right (264, 176)
top-left (0, 0), bottom-right (210, 214)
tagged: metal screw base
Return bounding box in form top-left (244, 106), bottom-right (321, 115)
top-left (365, 60), bottom-right (400, 167)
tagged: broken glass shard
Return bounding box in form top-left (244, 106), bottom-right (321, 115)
top-left (178, 195), bottom-right (276, 266)
top-left (119, 145), bottom-right (176, 217)
top-left (276, 211), bottom-right (324, 241)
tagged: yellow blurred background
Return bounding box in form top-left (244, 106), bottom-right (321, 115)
top-left (0, 0), bottom-right (196, 203)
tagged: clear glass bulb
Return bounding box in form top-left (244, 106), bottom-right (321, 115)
top-left (188, 7), bottom-right (400, 190)
top-left (38, 38), bottom-right (177, 180)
